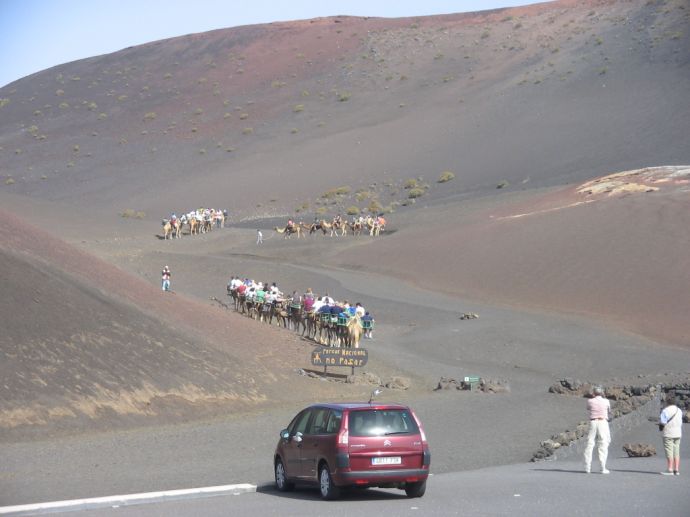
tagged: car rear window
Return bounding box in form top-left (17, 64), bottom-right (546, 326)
top-left (348, 409), bottom-right (420, 437)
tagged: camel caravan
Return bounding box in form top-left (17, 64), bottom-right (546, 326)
top-left (275, 214), bottom-right (386, 239)
top-left (162, 208), bottom-right (227, 239)
top-left (227, 277), bottom-right (375, 348)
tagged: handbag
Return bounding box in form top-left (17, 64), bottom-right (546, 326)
top-left (659, 409), bottom-right (678, 431)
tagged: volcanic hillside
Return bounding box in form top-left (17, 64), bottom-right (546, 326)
top-left (0, 0), bottom-right (688, 219)
top-left (0, 208), bottom-right (326, 440)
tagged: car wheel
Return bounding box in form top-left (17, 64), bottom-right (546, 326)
top-left (319, 464), bottom-right (341, 500)
top-left (405, 480), bottom-right (426, 498)
top-left (275, 458), bottom-right (294, 492)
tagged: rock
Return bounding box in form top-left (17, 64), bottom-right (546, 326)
top-left (385, 376), bottom-right (410, 390)
top-left (434, 377), bottom-right (462, 391)
top-left (347, 372), bottom-right (382, 386)
top-left (480, 379), bottom-right (510, 394)
top-left (459, 312), bottom-right (479, 320)
top-left (622, 443), bottom-right (656, 457)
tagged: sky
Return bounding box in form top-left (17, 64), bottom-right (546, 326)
top-left (0, 0), bottom-right (547, 88)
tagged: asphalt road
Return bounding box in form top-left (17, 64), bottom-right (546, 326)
top-left (44, 451), bottom-right (689, 517)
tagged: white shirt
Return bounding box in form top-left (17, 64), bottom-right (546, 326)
top-left (660, 405), bottom-right (683, 439)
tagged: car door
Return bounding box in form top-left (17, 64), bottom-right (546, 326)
top-left (301, 408), bottom-right (334, 481)
top-left (282, 409), bottom-right (312, 480)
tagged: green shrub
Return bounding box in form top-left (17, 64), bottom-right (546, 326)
top-left (293, 104), bottom-right (304, 112)
top-left (368, 200), bottom-right (382, 213)
top-left (346, 206), bottom-right (360, 215)
top-left (121, 209), bottom-right (146, 219)
top-left (403, 178), bottom-right (419, 189)
top-left (5, 177), bottom-right (15, 185)
top-left (408, 188), bottom-right (425, 199)
top-left (242, 127), bottom-right (254, 135)
top-left (497, 181), bottom-right (509, 189)
top-left (355, 190), bottom-right (371, 202)
top-left (0, 98), bottom-right (10, 108)
top-left (338, 92), bottom-right (351, 102)
top-left (438, 171), bottom-right (455, 183)
top-left (143, 112), bottom-right (157, 121)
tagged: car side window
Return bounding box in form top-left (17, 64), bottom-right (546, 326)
top-left (306, 408), bottom-right (329, 435)
top-left (288, 410), bottom-right (312, 435)
top-left (325, 410), bottom-right (342, 434)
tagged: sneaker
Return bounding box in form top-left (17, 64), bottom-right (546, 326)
top-left (584, 466), bottom-right (591, 474)
top-left (660, 471), bottom-right (674, 476)
top-left (674, 471), bottom-right (680, 476)
top-left (601, 469), bottom-right (610, 474)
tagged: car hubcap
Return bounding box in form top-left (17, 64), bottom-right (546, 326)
top-left (320, 469), bottom-right (329, 495)
top-left (276, 463), bottom-right (285, 488)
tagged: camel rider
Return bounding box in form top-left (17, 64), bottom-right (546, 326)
top-left (334, 214), bottom-right (342, 226)
top-left (286, 219), bottom-right (294, 232)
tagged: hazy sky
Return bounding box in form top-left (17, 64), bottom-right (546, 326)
top-left (0, 0), bottom-right (546, 88)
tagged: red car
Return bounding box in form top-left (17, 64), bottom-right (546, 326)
top-left (274, 401), bottom-right (430, 499)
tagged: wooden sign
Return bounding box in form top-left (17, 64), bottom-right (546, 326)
top-left (311, 347), bottom-right (368, 368)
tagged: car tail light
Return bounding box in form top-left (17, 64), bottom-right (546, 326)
top-left (338, 425), bottom-right (349, 446)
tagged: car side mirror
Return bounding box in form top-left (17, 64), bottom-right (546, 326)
top-left (280, 429), bottom-right (290, 440)
top-left (293, 431), bottom-right (303, 443)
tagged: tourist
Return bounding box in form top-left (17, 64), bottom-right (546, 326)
top-left (256, 229), bottom-right (263, 244)
top-left (583, 386), bottom-right (612, 474)
top-left (355, 302), bottom-right (366, 318)
top-left (659, 395), bottom-right (682, 475)
top-left (362, 311), bottom-right (374, 339)
top-left (161, 265), bottom-right (171, 292)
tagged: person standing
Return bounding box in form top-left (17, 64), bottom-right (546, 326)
top-left (256, 229), bottom-right (263, 245)
top-left (161, 265), bottom-right (171, 292)
top-left (583, 386), bottom-right (612, 474)
top-left (659, 395), bottom-right (682, 475)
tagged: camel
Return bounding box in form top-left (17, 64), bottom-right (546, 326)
top-left (274, 225), bottom-right (302, 239)
top-left (347, 315), bottom-right (363, 348)
top-left (350, 220), bottom-right (363, 236)
top-left (162, 220), bottom-right (176, 240)
top-left (365, 216), bottom-right (385, 236)
top-left (172, 219), bottom-right (182, 238)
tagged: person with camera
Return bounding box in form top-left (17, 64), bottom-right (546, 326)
top-left (583, 386), bottom-right (612, 474)
top-left (659, 395), bottom-right (682, 476)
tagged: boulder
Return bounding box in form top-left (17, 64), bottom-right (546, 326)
top-left (385, 376), bottom-right (411, 390)
top-left (435, 377), bottom-right (462, 391)
top-left (622, 443), bottom-right (656, 457)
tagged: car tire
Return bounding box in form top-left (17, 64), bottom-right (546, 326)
top-left (319, 464), bottom-right (341, 500)
top-left (404, 479), bottom-right (426, 498)
top-left (275, 458), bottom-right (294, 492)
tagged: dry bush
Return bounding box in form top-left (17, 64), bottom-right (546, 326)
top-left (438, 171), bottom-right (455, 183)
top-left (408, 188), bottom-right (425, 199)
top-left (346, 206), bottom-right (360, 215)
top-left (403, 178), bottom-right (419, 189)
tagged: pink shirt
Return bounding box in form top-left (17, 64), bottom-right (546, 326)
top-left (587, 395), bottom-right (611, 420)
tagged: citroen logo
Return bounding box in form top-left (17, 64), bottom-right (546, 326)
top-left (383, 439), bottom-right (392, 447)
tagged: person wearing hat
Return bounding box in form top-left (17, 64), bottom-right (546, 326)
top-left (161, 265), bottom-right (171, 292)
top-left (583, 386), bottom-right (612, 474)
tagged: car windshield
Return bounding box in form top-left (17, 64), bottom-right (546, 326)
top-left (348, 409), bottom-right (419, 437)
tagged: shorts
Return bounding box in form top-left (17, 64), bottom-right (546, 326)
top-left (663, 437), bottom-right (681, 459)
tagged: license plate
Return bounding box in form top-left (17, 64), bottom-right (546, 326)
top-left (372, 456), bottom-right (401, 465)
